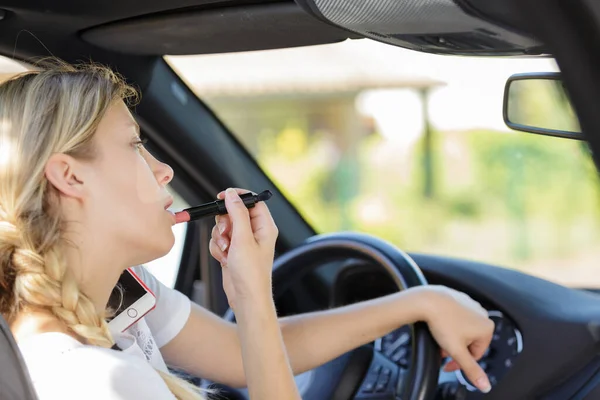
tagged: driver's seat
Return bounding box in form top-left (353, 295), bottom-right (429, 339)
top-left (0, 313), bottom-right (38, 399)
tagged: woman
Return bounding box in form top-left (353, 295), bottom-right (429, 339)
top-left (0, 60), bottom-right (493, 400)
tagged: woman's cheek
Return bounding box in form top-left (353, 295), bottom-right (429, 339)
top-left (134, 159), bottom-right (162, 205)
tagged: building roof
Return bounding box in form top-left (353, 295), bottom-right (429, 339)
top-left (167, 39), bottom-right (445, 97)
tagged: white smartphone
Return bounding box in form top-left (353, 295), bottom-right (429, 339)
top-left (107, 268), bottom-right (156, 334)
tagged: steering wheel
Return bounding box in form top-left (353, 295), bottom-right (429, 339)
top-left (220, 232), bottom-right (441, 400)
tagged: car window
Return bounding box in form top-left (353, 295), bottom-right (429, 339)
top-left (166, 39), bottom-right (600, 288)
top-left (0, 56), bottom-right (190, 289)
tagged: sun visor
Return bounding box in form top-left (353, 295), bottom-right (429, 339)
top-left (294, 0), bottom-right (545, 55)
top-left (81, 2), bottom-right (361, 55)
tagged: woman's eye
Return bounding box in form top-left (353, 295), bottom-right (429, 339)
top-left (133, 138), bottom-right (148, 150)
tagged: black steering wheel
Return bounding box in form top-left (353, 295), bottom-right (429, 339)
top-left (220, 232), bottom-right (441, 400)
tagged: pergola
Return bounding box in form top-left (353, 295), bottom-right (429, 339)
top-left (168, 40), bottom-right (446, 202)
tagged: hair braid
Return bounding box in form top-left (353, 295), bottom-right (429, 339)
top-left (3, 200), bottom-right (113, 346)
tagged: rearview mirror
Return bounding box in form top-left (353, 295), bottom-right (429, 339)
top-left (503, 72), bottom-right (583, 140)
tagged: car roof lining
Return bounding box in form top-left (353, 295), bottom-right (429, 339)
top-left (81, 2), bottom-right (359, 55)
top-left (0, 0), bottom-right (540, 58)
top-left (0, 0), bottom-right (357, 58)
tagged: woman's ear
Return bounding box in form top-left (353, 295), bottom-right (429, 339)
top-left (44, 153), bottom-right (87, 200)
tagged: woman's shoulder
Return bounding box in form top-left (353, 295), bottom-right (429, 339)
top-left (20, 332), bottom-right (176, 400)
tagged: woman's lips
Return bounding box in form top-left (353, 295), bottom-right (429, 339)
top-left (174, 211), bottom-right (190, 224)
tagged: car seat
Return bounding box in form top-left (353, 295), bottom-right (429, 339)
top-left (0, 313), bottom-right (38, 399)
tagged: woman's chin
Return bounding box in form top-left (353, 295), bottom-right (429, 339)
top-left (157, 231), bottom-right (176, 256)
top-left (138, 231), bottom-right (176, 264)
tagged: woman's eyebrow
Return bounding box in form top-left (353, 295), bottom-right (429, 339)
top-left (127, 121), bottom-right (141, 138)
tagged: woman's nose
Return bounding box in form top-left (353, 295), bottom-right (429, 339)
top-left (151, 155), bottom-right (174, 186)
top-left (157, 162), bottom-right (174, 186)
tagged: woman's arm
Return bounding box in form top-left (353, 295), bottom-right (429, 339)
top-left (162, 289), bottom-right (423, 388)
top-left (163, 285), bottom-right (492, 393)
top-left (235, 294), bottom-right (299, 399)
top-left (215, 188), bottom-right (300, 399)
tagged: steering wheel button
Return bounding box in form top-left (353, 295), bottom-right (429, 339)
top-left (374, 364), bottom-right (382, 373)
top-left (375, 383), bottom-right (386, 392)
top-left (494, 320), bottom-right (504, 333)
top-left (380, 374), bottom-right (390, 385)
top-left (382, 367), bottom-right (391, 376)
top-left (391, 347), bottom-right (407, 362)
top-left (362, 382), bottom-right (374, 393)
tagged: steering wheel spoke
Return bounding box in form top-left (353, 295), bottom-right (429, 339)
top-left (354, 351), bottom-right (405, 399)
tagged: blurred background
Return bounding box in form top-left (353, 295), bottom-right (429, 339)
top-left (166, 38), bottom-right (600, 288)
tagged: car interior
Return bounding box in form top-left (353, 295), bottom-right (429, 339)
top-left (1, 0), bottom-right (600, 400)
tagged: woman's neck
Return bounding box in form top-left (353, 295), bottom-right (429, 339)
top-left (10, 308), bottom-right (85, 344)
top-left (60, 234), bottom-right (125, 314)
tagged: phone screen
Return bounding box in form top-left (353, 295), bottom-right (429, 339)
top-left (107, 270), bottom-right (148, 319)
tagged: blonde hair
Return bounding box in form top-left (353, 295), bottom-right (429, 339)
top-left (0, 59), bottom-right (208, 400)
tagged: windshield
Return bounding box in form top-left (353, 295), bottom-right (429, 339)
top-left (166, 39), bottom-right (600, 288)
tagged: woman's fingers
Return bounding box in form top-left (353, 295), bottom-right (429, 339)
top-left (450, 348), bottom-right (491, 393)
top-left (218, 188), bottom-right (277, 245)
top-left (224, 188), bottom-right (253, 244)
top-left (209, 238), bottom-right (227, 265)
top-left (215, 215), bottom-right (232, 237)
top-left (469, 335), bottom-right (493, 361)
top-left (211, 224), bottom-right (230, 252)
top-left (247, 200), bottom-right (278, 245)
top-left (209, 224), bottom-right (229, 264)
top-left (217, 187), bottom-right (250, 199)
top-left (443, 359), bottom-right (460, 372)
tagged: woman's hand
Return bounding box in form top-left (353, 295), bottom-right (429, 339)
top-left (210, 188), bottom-right (300, 399)
top-left (412, 285), bottom-right (494, 393)
top-left (209, 188), bottom-right (278, 310)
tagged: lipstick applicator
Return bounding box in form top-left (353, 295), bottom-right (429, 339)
top-left (174, 190), bottom-right (273, 223)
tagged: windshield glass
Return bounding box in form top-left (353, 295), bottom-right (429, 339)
top-left (166, 39), bottom-right (600, 288)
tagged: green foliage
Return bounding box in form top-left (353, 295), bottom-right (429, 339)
top-left (205, 96), bottom-right (600, 285)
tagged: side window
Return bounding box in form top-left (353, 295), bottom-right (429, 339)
top-left (143, 187), bottom-right (190, 288)
top-left (0, 57), bottom-right (29, 83)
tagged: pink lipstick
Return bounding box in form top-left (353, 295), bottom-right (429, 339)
top-left (174, 190), bottom-right (273, 223)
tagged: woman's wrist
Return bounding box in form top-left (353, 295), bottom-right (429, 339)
top-left (233, 291), bottom-right (277, 322)
top-left (395, 286), bottom-right (439, 324)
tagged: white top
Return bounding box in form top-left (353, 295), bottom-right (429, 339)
top-left (17, 266), bottom-right (192, 400)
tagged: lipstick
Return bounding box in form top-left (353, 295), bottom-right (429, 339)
top-left (174, 190), bottom-right (273, 223)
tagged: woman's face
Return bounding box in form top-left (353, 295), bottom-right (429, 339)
top-left (79, 100), bottom-right (176, 265)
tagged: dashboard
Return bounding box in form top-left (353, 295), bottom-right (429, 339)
top-left (221, 251), bottom-right (600, 400)
top-left (295, 253), bottom-right (600, 399)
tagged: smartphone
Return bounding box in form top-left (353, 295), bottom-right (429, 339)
top-left (107, 268), bottom-right (156, 334)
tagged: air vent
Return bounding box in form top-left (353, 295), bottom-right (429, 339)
top-left (367, 31), bottom-right (390, 40)
top-left (390, 30), bottom-right (513, 52)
